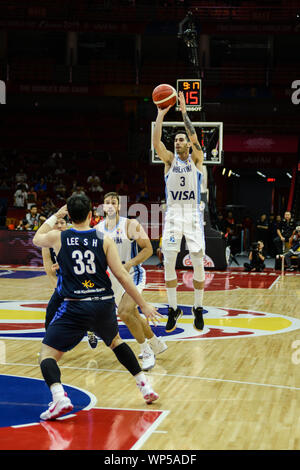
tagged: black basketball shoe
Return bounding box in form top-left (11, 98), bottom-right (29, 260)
top-left (165, 307), bottom-right (183, 333)
top-left (192, 306), bottom-right (204, 331)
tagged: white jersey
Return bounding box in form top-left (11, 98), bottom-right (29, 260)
top-left (165, 154), bottom-right (203, 211)
top-left (162, 154), bottom-right (205, 254)
top-left (96, 216), bottom-right (144, 282)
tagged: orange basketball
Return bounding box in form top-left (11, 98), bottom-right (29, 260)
top-left (152, 84), bottom-right (177, 109)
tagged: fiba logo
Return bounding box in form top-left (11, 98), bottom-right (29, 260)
top-left (0, 80), bottom-right (6, 104)
top-left (291, 80), bottom-right (300, 105)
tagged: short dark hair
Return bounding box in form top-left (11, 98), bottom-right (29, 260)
top-left (67, 194), bottom-right (92, 223)
top-left (103, 192), bottom-right (120, 203)
top-left (174, 131), bottom-right (189, 142)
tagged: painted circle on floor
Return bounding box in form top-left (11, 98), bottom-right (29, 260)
top-left (0, 374), bottom-right (96, 428)
top-left (0, 300), bottom-right (300, 342)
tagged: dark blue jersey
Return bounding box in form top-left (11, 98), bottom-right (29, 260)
top-left (56, 228), bottom-right (113, 300)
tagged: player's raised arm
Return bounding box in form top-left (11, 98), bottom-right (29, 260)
top-left (178, 91), bottom-right (204, 169)
top-left (152, 105), bottom-right (174, 166)
top-left (33, 205), bottom-right (68, 249)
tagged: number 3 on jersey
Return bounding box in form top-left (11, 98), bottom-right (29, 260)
top-left (72, 250), bottom-right (96, 275)
top-left (180, 176), bottom-right (185, 187)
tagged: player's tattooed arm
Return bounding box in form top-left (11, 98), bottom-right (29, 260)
top-left (182, 111), bottom-right (196, 139)
top-left (193, 142), bottom-right (202, 151)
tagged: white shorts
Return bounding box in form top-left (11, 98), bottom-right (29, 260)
top-left (109, 267), bottom-right (146, 307)
top-left (162, 207), bottom-right (205, 254)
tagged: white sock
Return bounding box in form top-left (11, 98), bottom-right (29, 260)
top-left (148, 334), bottom-right (159, 346)
top-left (135, 372), bottom-right (147, 386)
top-left (167, 287), bottom-right (177, 310)
top-left (50, 383), bottom-right (65, 402)
top-left (194, 289), bottom-right (204, 309)
top-left (139, 340), bottom-right (149, 352)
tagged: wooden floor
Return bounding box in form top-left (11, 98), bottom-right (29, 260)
top-left (0, 266), bottom-right (300, 450)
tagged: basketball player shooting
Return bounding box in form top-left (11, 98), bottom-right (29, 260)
top-left (153, 90), bottom-right (205, 333)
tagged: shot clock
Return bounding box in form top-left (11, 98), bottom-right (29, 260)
top-left (176, 78), bottom-right (202, 111)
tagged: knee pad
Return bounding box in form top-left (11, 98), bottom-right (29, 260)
top-left (190, 251), bottom-right (205, 282)
top-left (163, 250), bottom-right (178, 281)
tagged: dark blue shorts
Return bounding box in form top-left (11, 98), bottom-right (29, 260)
top-left (43, 298), bottom-right (118, 352)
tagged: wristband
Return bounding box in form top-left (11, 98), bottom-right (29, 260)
top-left (45, 215), bottom-right (57, 228)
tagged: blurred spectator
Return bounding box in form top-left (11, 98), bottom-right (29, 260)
top-left (116, 179), bottom-right (128, 195)
top-left (87, 172), bottom-right (100, 187)
top-left (72, 186), bottom-right (86, 197)
top-left (255, 213), bottom-right (269, 254)
top-left (16, 218), bottom-right (28, 231)
top-left (90, 207), bottom-right (102, 227)
top-left (0, 179), bottom-right (9, 190)
top-left (55, 179), bottom-right (67, 198)
top-left (16, 205), bottom-right (45, 231)
top-left (274, 211), bottom-right (295, 254)
top-left (41, 197), bottom-right (57, 218)
top-left (283, 226), bottom-right (300, 271)
top-left (15, 169), bottom-right (27, 185)
top-left (244, 240), bottom-right (266, 272)
top-left (132, 172), bottom-right (144, 186)
top-left (224, 211), bottom-right (240, 256)
top-left (14, 183), bottom-right (27, 208)
top-left (215, 211), bottom-right (227, 235)
top-left (268, 214), bottom-right (281, 257)
top-left (24, 204), bottom-right (45, 231)
top-left (71, 180), bottom-right (78, 192)
top-left (136, 189), bottom-right (149, 203)
top-left (89, 181), bottom-right (104, 193)
top-left (54, 163), bottom-right (66, 177)
top-left (27, 186), bottom-right (38, 209)
top-left (34, 177), bottom-right (47, 193)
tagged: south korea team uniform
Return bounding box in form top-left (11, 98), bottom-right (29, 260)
top-left (162, 154), bottom-right (205, 254)
top-left (43, 227), bottom-right (117, 352)
top-left (96, 217), bottom-right (146, 306)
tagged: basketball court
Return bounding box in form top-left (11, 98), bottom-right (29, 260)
top-left (0, 263), bottom-right (299, 450)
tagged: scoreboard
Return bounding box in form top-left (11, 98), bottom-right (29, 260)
top-left (176, 78), bottom-right (201, 111)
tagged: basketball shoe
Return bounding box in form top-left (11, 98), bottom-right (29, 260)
top-left (87, 331), bottom-right (98, 349)
top-left (193, 306), bottom-right (204, 331)
top-left (165, 307), bottom-right (182, 333)
top-left (40, 394), bottom-right (73, 421)
top-left (137, 381), bottom-right (159, 404)
top-left (141, 345), bottom-right (156, 371)
top-left (138, 337), bottom-right (167, 359)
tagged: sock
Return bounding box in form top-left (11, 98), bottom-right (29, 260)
top-left (194, 289), bottom-right (204, 309)
top-left (167, 287), bottom-right (177, 310)
top-left (134, 371), bottom-right (147, 387)
top-left (50, 383), bottom-right (65, 402)
top-left (113, 342), bottom-right (141, 376)
top-left (139, 340), bottom-right (148, 352)
top-left (148, 334), bottom-right (159, 347)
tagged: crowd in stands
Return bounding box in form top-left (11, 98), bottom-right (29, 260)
top-left (1, 148), bottom-right (299, 271)
top-left (0, 148), bottom-right (152, 231)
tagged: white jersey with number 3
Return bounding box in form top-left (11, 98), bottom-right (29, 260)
top-left (165, 155), bottom-right (203, 211)
top-left (162, 154), bottom-right (205, 253)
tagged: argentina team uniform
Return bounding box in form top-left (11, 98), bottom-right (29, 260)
top-left (43, 228), bottom-right (118, 352)
top-left (96, 217), bottom-right (146, 306)
top-left (162, 154), bottom-right (205, 253)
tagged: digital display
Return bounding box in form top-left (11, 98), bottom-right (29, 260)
top-left (176, 79), bottom-right (202, 110)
